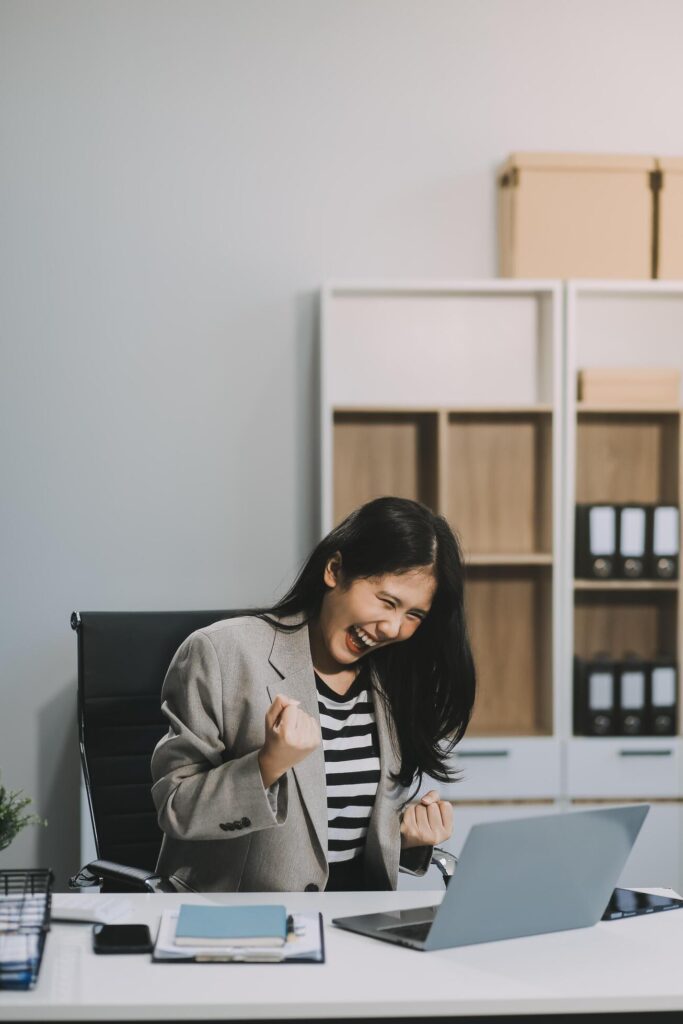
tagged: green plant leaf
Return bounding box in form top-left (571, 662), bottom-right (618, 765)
top-left (0, 775), bottom-right (47, 852)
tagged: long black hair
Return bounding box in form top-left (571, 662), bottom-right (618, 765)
top-left (248, 496), bottom-right (476, 790)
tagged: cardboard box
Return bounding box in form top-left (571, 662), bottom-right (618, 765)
top-left (657, 157), bottom-right (683, 279)
top-left (498, 152), bottom-right (657, 279)
top-left (577, 368), bottom-right (681, 405)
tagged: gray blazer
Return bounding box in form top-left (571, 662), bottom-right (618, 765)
top-left (151, 613), bottom-right (431, 892)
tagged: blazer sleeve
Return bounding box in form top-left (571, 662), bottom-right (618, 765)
top-left (150, 630), bottom-right (288, 841)
top-left (399, 844), bottom-right (433, 876)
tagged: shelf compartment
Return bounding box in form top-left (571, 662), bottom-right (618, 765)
top-left (332, 411), bottom-right (438, 525)
top-left (576, 411), bottom-right (679, 504)
top-left (324, 286), bottom-right (558, 409)
top-left (574, 589), bottom-right (678, 662)
top-left (465, 565), bottom-right (553, 737)
top-left (446, 411), bottom-right (553, 555)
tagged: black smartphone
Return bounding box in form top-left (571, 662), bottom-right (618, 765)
top-left (92, 923), bottom-right (153, 954)
top-left (602, 887), bottom-right (683, 920)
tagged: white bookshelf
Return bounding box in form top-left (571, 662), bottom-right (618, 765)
top-left (563, 280), bottom-right (683, 893)
top-left (322, 278), bottom-right (683, 893)
top-left (321, 280), bottom-right (564, 814)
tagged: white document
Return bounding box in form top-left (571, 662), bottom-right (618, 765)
top-left (154, 909), bottom-right (322, 962)
top-left (51, 893), bottom-right (133, 924)
top-left (0, 894), bottom-right (47, 931)
top-left (0, 932), bottom-right (40, 964)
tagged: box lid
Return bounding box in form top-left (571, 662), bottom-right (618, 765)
top-left (500, 152), bottom-right (656, 175)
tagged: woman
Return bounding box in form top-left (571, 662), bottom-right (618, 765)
top-left (151, 496), bottom-right (476, 892)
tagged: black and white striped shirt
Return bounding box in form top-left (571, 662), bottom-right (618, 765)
top-left (315, 666), bottom-right (381, 870)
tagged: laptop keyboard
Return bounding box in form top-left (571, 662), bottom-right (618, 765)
top-left (381, 921), bottom-right (432, 943)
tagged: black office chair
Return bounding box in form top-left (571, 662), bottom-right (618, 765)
top-left (69, 610), bottom-right (456, 892)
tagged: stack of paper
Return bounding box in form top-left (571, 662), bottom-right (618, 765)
top-left (0, 893), bottom-right (48, 989)
top-left (51, 894), bottom-right (133, 924)
top-left (153, 904), bottom-right (324, 963)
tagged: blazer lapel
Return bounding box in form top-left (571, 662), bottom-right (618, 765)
top-left (267, 616), bottom-right (328, 862)
top-left (365, 665), bottom-right (403, 887)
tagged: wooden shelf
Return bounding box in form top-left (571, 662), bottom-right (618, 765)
top-left (446, 405), bottom-right (553, 416)
top-left (466, 566), bottom-right (553, 736)
top-left (333, 404), bottom-right (554, 415)
top-left (468, 554), bottom-right (553, 566)
top-left (333, 405), bottom-right (446, 415)
top-left (574, 588), bottom-right (677, 662)
top-left (577, 403), bottom-right (681, 414)
top-left (574, 580), bottom-right (679, 591)
top-left (575, 413), bottom-right (679, 505)
top-left (445, 412), bottom-right (553, 555)
top-left (466, 725), bottom-right (554, 739)
top-left (332, 411), bottom-right (438, 524)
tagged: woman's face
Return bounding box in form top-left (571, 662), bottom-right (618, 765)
top-left (317, 556), bottom-right (437, 667)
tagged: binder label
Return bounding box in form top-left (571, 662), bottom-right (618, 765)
top-left (589, 672), bottom-right (613, 710)
top-left (651, 667), bottom-right (676, 707)
top-left (653, 507), bottom-right (680, 556)
top-left (589, 507), bottom-right (616, 555)
top-left (620, 508), bottom-right (646, 557)
top-left (620, 670), bottom-right (645, 709)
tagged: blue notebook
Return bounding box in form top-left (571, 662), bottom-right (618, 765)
top-left (174, 904), bottom-right (288, 947)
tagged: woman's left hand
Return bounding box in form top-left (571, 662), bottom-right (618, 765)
top-left (400, 790), bottom-right (453, 849)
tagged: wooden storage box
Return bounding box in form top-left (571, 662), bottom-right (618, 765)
top-left (577, 368), bottom-right (681, 405)
top-left (498, 152), bottom-right (656, 279)
top-left (657, 157), bottom-right (683, 279)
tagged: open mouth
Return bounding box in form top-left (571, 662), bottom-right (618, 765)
top-left (346, 625), bottom-right (377, 655)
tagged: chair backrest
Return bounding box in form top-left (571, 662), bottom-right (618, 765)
top-left (72, 610), bottom-right (237, 872)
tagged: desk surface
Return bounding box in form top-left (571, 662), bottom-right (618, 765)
top-left (1, 888), bottom-right (683, 1021)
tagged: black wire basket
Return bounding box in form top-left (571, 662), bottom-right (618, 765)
top-left (0, 869), bottom-right (53, 990)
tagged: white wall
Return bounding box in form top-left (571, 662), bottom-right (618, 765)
top-left (2, 0), bottom-right (683, 887)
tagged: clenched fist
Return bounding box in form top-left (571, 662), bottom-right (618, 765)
top-left (400, 790), bottom-right (453, 849)
top-left (258, 694), bottom-right (321, 788)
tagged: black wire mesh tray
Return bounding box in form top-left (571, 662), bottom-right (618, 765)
top-left (0, 869), bottom-right (53, 990)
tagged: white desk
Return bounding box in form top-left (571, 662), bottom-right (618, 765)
top-left (1, 889), bottom-right (682, 1021)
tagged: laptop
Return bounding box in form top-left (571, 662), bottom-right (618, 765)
top-left (333, 803), bottom-right (650, 950)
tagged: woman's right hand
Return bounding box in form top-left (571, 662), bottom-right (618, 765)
top-left (258, 694), bottom-right (321, 788)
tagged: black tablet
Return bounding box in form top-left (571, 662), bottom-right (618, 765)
top-left (602, 887), bottom-right (683, 920)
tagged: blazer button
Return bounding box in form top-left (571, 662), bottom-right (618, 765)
top-left (240, 816), bottom-right (251, 827)
top-left (305, 883), bottom-right (319, 892)
top-left (219, 822), bottom-right (235, 831)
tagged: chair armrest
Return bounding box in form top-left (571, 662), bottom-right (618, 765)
top-left (69, 860), bottom-right (175, 893)
top-left (430, 847), bottom-right (458, 886)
